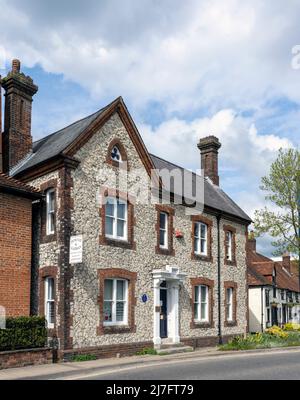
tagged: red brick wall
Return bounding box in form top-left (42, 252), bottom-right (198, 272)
top-left (0, 348), bottom-right (52, 370)
top-left (0, 192), bottom-right (32, 316)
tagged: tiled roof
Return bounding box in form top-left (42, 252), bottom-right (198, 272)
top-left (0, 172), bottom-right (41, 198)
top-left (247, 247), bottom-right (300, 292)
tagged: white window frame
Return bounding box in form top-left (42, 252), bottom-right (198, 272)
top-left (103, 279), bottom-right (128, 326)
top-left (46, 189), bottom-right (55, 235)
top-left (194, 222), bottom-right (208, 256)
top-left (226, 231), bottom-right (233, 261)
top-left (105, 197), bottom-right (128, 241)
top-left (159, 212), bottom-right (169, 249)
top-left (45, 277), bottom-right (55, 329)
top-left (226, 287), bottom-right (233, 321)
top-left (194, 285), bottom-right (209, 322)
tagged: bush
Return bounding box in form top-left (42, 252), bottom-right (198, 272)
top-left (265, 325), bottom-right (288, 338)
top-left (71, 354), bottom-right (97, 362)
top-left (0, 316), bottom-right (47, 351)
top-left (136, 347), bottom-right (157, 356)
top-left (283, 323), bottom-right (300, 331)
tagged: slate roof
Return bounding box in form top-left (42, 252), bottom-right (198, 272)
top-left (11, 97), bottom-right (251, 223)
top-left (150, 154), bottom-right (251, 222)
top-left (0, 172), bottom-right (41, 198)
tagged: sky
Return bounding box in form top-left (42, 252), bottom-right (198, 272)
top-left (0, 0), bottom-right (299, 256)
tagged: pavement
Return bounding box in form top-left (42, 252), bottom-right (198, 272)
top-left (1, 346), bottom-right (300, 380)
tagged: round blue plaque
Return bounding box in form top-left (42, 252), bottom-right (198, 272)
top-left (142, 294), bottom-right (148, 303)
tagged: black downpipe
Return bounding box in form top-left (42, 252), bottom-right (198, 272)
top-left (217, 213), bottom-right (222, 345)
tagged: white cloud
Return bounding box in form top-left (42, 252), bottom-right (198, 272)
top-left (0, 0), bottom-right (300, 115)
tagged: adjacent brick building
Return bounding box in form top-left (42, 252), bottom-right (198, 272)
top-left (0, 173), bottom-right (41, 316)
top-left (2, 60), bottom-right (252, 358)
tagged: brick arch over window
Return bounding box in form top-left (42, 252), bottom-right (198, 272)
top-left (106, 139), bottom-right (129, 169)
top-left (190, 277), bottom-right (214, 329)
top-left (97, 268), bottom-right (137, 335)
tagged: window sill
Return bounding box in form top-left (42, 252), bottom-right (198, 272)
top-left (224, 259), bottom-right (236, 266)
top-left (97, 324), bottom-right (136, 335)
top-left (155, 246), bottom-right (175, 256)
top-left (41, 233), bottom-right (57, 244)
top-left (190, 321), bottom-right (213, 329)
top-left (100, 237), bottom-right (135, 250)
top-left (192, 253), bottom-right (212, 262)
top-left (224, 320), bottom-right (237, 327)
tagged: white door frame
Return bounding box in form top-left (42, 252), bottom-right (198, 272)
top-left (152, 265), bottom-right (186, 348)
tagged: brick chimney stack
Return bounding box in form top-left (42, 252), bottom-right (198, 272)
top-left (1, 59), bottom-right (38, 173)
top-left (247, 231), bottom-right (257, 253)
top-left (198, 136), bottom-right (221, 186)
top-left (282, 252), bottom-right (291, 273)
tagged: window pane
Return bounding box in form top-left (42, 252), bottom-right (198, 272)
top-left (194, 286), bottom-right (199, 302)
top-left (159, 230), bottom-right (166, 246)
top-left (194, 237), bottom-right (199, 253)
top-left (47, 278), bottom-right (54, 300)
top-left (160, 213), bottom-right (167, 229)
top-left (226, 304), bottom-right (230, 320)
top-left (105, 216), bottom-right (114, 236)
top-left (194, 223), bottom-right (199, 238)
top-left (201, 303), bottom-right (207, 320)
top-left (49, 192), bottom-right (55, 211)
top-left (48, 302), bottom-right (55, 324)
top-left (200, 239), bottom-right (206, 254)
top-left (194, 303), bottom-right (199, 320)
top-left (117, 280), bottom-right (125, 301)
top-left (103, 301), bottom-right (112, 322)
top-left (201, 286), bottom-right (207, 302)
top-left (104, 280), bottom-right (113, 300)
top-left (117, 202), bottom-right (126, 219)
top-left (200, 223), bottom-right (206, 239)
top-left (117, 220), bottom-right (125, 238)
top-left (116, 302), bottom-right (125, 322)
top-left (106, 201), bottom-right (114, 217)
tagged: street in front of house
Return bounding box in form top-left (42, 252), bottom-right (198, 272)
top-left (1, 347), bottom-right (300, 381)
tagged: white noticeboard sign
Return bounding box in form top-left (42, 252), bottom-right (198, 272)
top-left (69, 235), bottom-right (83, 264)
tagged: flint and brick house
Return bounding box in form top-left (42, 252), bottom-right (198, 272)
top-left (247, 236), bottom-right (300, 332)
top-left (1, 60), bottom-right (252, 358)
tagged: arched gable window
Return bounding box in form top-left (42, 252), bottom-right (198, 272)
top-left (106, 139), bottom-right (128, 169)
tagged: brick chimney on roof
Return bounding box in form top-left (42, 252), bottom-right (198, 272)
top-left (197, 136), bottom-right (221, 186)
top-left (282, 252), bottom-right (291, 273)
top-left (1, 59), bottom-right (38, 173)
top-left (247, 231), bottom-right (257, 253)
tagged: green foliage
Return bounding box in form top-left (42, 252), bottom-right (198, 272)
top-left (219, 330), bottom-right (300, 351)
top-left (283, 322), bottom-right (300, 331)
top-left (71, 354), bottom-right (97, 362)
top-left (0, 316), bottom-right (47, 351)
top-left (136, 347), bottom-right (157, 356)
top-left (254, 148), bottom-right (300, 257)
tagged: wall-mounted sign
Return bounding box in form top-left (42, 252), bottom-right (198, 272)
top-left (141, 294), bottom-right (148, 303)
top-left (69, 235), bottom-right (83, 264)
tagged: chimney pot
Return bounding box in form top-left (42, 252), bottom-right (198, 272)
top-left (12, 59), bottom-right (21, 73)
top-left (197, 135), bottom-right (221, 186)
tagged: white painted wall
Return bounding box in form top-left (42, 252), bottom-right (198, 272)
top-left (249, 287), bottom-right (263, 333)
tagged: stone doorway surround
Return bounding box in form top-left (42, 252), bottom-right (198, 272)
top-left (152, 265), bottom-right (187, 348)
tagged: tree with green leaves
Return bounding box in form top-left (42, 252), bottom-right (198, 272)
top-left (254, 148), bottom-right (300, 258)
